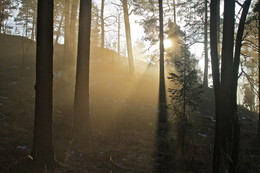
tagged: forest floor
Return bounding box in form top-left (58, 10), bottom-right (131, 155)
top-left (0, 34), bottom-right (259, 173)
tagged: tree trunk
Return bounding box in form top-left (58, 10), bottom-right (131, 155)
top-left (182, 41), bottom-right (187, 155)
top-left (0, 2), bottom-right (5, 34)
top-left (230, 1), bottom-right (251, 172)
top-left (203, 0), bottom-right (208, 88)
top-left (101, 0), bottom-right (105, 48)
top-left (32, 0), bottom-right (55, 172)
top-left (25, 8), bottom-right (29, 38)
top-left (73, 0), bottom-right (92, 139)
top-left (117, 10), bottom-right (121, 55)
top-left (217, 0), bottom-right (221, 57)
top-left (211, 0), bottom-right (252, 172)
top-left (31, 13), bottom-right (35, 40)
top-left (122, 0), bottom-right (135, 77)
top-left (63, 0), bottom-right (71, 63)
top-left (216, 0), bottom-right (236, 171)
top-left (156, 0), bottom-right (170, 171)
top-left (210, 0), bottom-right (223, 172)
top-left (257, 0), bottom-right (260, 142)
top-left (69, 0), bottom-right (80, 65)
top-left (0, 5), bottom-right (2, 33)
top-left (220, 0), bottom-right (235, 152)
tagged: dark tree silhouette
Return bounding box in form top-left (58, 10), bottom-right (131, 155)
top-left (74, 0), bottom-right (92, 138)
top-left (168, 44), bottom-right (203, 155)
top-left (156, 0), bottom-right (171, 172)
top-left (256, 1), bottom-right (260, 142)
top-left (210, 0), bottom-right (252, 172)
top-left (203, 0), bottom-right (209, 88)
top-left (32, 0), bottom-right (55, 172)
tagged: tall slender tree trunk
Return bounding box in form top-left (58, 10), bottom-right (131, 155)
top-left (181, 38), bottom-right (188, 155)
top-left (117, 10), bottom-right (121, 55)
top-left (230, 1), bottom-right (251, 172)
top-left (181, 66), bottom-right (186, 155)
top-left (101, 0), bottom-right (105, 48)
top-left (210, 0), bottom-right (224, 172)
top-left (63, 0), bottom-right (71, 62)
top-left (257, 0), bottom-right (260, 142)
top-left (203, 0), bottom-right (208, 88)
top-left (217, 0), bottom-right (221, 57)
top-left (31, 14), bottom-right (35, 40)
top-left (122, 0), bottom-right (135, 77)
top-left (69, 0), bottom-right (80, 65)
top-left (0, 3), bottom-right (3, 33)
top-left (220, 5), bottom-right (236, 167)
top-left (211, 0), bottom-right (252, 172)
top-left (32, 0), bottom-right (55, 172)
top-left (25, 9), bottom-right (29, 38)
top-left (74, 0), bottom-right (92, 139)
top-left (156, 0), bottom-right (170, 171)
top-left (31, 5), bottom-right (37, 41)
top-left (0, 3), bottom-right (5, 34)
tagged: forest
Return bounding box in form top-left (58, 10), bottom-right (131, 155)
top-left (0, 0), bottom-right (259, 172)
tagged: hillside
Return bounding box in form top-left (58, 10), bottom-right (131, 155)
top-left (0, 34), bottom-right (259, 173)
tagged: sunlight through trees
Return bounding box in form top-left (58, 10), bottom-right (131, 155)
top-left (0, 0), bottom-right (259, 172)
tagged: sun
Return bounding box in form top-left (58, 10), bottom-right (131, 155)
top-left (164, 39), bottom-right (173, 49)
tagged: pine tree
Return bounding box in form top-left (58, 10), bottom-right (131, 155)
top-left (15, 0), bottom-right (37, 39)
top-left (168, 38), bottom-right (203, 154)
top-left (0, 0), bottom-right (17, 33)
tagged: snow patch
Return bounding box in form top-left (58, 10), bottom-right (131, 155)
top-left (198, 133), bottom-right (208, 138)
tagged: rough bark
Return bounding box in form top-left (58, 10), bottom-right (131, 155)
top-left (122, 0), bottom-right (135, 77)
top-left (73, 0), bottom-right (92, 138)
top-left (32, 0), bottom-right (55, 171)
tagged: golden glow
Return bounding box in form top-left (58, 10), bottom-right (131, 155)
top-left (164, 39), bottom-right (173, 49)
